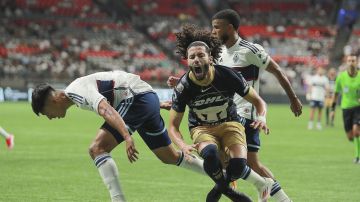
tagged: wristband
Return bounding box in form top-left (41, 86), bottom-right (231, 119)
top-left (256, 115), bottom-right (266, 124)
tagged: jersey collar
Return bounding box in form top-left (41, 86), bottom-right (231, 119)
top-left (226, 37), bottom-right (242, 53)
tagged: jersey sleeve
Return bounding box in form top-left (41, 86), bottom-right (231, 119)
top-left (245, 43), bottom-right (270, 69)
top-left (65, 81), bottom-right (106, 114)
top-left (228, 68), bottom-right (250, 97)
top-left (335, 74), bottom-right (342, 93)
top-left (171, 77), bottom-right (188, 113)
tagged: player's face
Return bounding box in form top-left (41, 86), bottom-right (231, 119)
top-left (41, 96), bottom-right (67, 120)
top-left (328, 69), bottom-right (336, 79)
top-left (317, 67), bottom-right (324, 76)
top-left (346, 56), bottom-right (357, 69)
top-left (187, 46), bottom-right (211, 80)
top-left (211, 19), bottom-right (230, 44)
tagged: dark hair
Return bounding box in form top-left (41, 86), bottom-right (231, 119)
top-left (31, 83), bottom-right (55, 116)
top-left (212, 9), bottom-right (241, 30)
top-left (175, 24), bottom-right (222, 61)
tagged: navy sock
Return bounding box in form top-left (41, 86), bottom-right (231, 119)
top-left (200, 144), bottom-right (227, 187)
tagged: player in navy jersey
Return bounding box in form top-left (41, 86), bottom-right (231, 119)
top-left (31, 71), bottom-right (205, 202)
top-left (167, 10), bottom-right (300, 202)
top-left (169, 25), bottom-right (274, 202)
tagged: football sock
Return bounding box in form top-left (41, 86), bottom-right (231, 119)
top-left (0, 127), bottom-right (11, 139)
top-left (241, 167), bottom-right (266, 188)
top-left (270, 181), bottom-right (291, 201)
top-left (354, 136), bottom-right (360, 159)
top-left (200, 144), bottom-right (227, 187)
top-left (94, 153), bottom-right (126, 202)
top-left (176, 151), bottom-right (206, 175)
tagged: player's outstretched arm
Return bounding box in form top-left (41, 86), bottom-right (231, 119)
top-left (243, 87), bottom-right (270, 135)
top-left (266, 58), bottom-right (302, 117)
top-left (98, 99), bottom-right (138, 163)
top-left (168, 109), bottom-right (196, 156)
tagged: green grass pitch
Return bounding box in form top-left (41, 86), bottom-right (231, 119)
top-left (0, 102), bottom-right (359, 202)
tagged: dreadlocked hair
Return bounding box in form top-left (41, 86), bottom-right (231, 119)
top-left (175, 24), bottom-right (222, 62)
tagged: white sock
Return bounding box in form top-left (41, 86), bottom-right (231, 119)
top-left (94, 153), bottom-right (126, 202)
top-left (241, 167), bottom-right (266, 188)
top-left (0, 127), bottom-right (11, 139)
top-left (177, 151), bottom-right (206, 175)
top-left (272, 189), bottom-right (291, 202)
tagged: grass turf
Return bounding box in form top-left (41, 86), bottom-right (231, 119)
top-left (0, 102), bottom-right (359, 202)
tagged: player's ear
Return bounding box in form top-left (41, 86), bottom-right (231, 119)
top-left (209, 55), bottom-right (214, 64)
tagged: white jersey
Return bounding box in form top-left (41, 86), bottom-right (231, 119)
top-left (64, 71), bottom-right (153, 114)
top-left (309, 74), bottom-right (329, 101)
top-left (217, 37), bottom-right (270, 120)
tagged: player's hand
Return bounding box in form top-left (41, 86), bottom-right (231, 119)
top-left (250, 120), bottom-right (270, 135)
top-left (181, 144), bottom-right (196, 156)
top-left (167, 76), bottom-right (180, 88)
top-left (160, 100), bottom-right (172, 110)
top-left (124, 136), bottom-right (139, 163)
top-left (290, 97), bottom-right (302, 117)
top-left (182, 144), bottom-right (198, 162)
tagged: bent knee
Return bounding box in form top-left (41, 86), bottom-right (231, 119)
top-left (89, 143), bottom-right (106, 159)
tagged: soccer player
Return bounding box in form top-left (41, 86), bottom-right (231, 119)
top-left (0, 126), bottom-right (14, 149)
top-left (167, 9), bottom-right (300, 202)
top-left (332, 54), bottom-right (360, 163)
top-left (325, 68), bottom-right (337, 126)
top-left (31, 71), bottom-right (205, 202)
top-left (307, 67), bottom-right (329, 130)
top-left (169, 25), bottom-right (274, 202)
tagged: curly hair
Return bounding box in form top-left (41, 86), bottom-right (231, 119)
top-left (212, 9), bottom-right (241, 30)
top-left (175, 24), bottom-right (222, 61)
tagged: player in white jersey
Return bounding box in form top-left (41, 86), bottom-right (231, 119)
top-left (325, 68), bottom-right (337, 126)
top-left (307, 67), bottom-right (329, 130)
top-left (167, 9), bottom-right (301, 202)
top-left (31, 71), bottom-right (205, 202)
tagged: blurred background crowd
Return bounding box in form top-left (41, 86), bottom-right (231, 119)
top-left (0, 0), bottom-right (359, 96)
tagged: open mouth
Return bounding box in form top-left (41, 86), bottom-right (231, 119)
top-left (194, 66), bottom-right (203, 74)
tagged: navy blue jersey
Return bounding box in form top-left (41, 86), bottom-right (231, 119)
top-left (172, 65), bottom-right (250, 129)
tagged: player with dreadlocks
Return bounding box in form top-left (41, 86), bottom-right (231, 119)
top-left (168, 24), bottom-right (274, 202)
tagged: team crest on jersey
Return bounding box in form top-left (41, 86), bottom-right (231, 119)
top-left (175, 82), bottom-right (184, 93)
top-left (233, 53), bottom-right (240, 63)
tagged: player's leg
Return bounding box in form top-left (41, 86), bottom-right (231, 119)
top-left (0, 126), bottom-right (14, 149)
top-left (220, 122), bottom-right (272, 201)
top-left (197, 141), bottom-right (251, 202)
top-left (308, 101), bottom-right (315, 129)
top-left (316, 102), bottom-right (323, 130)
top-left (325, 98), bottom-right (332, 126)
top-left (244, 119), bottom-right (291, 202)
top-left (133, 92), bottom-right (205, 174)
top-left (330, 108), bottom-right (335, 126)
top-left (89, 128), bottom-right (125, 202)
top-left (326, 106), bottom-right (330, 125)
top-left (146, 138), bottom-right (205, 175)
top-left (351, 107), bottom-right (360, 163)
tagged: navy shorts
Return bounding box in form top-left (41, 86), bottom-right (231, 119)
top-left (342, 106), bottom-right (360, 133)
top-left (238, 116), bottom-right (260, 152)
top-left (101, 92), bottom-right (171, 150)
top-left (309, 100), bottom-right (324, 108)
